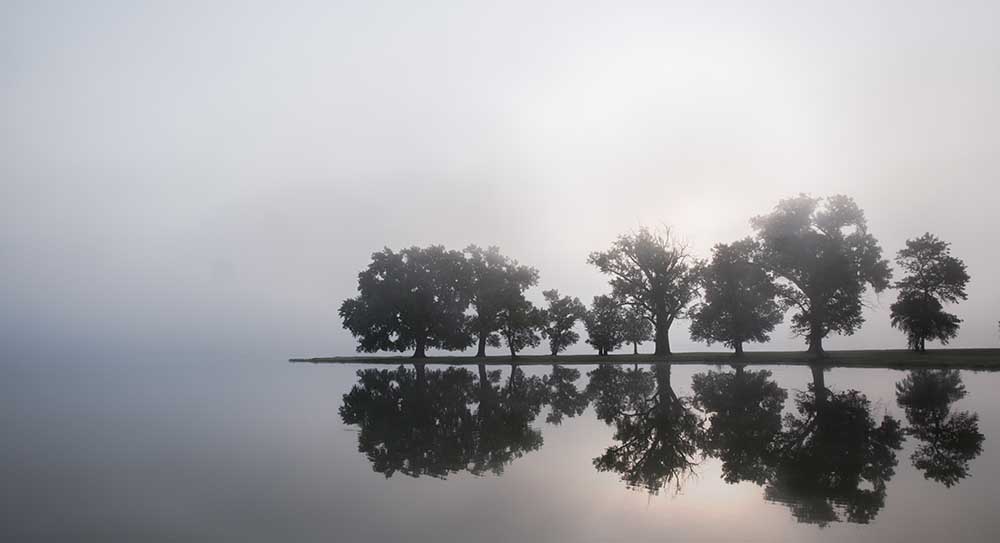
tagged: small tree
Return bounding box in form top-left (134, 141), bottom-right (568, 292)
top-left (340, 246), bottom-right (472, 357)
top-left (539, 289), bottom-right (586, 356)
top-left (689, 239), bottom-right (785, 354)
top-left (584, 295), bottom-right (626, 356)
top-left (497, 298), bottom-right (544, 358)
top-left (890, 233), bottom-right (970, 351)
top-left (588, 227), bottom-right (699, 355)
top-left (752, 195), bottom-right (892, 354)
top-left (622, 305), bottom-right (653, 355)
top-left (464, 246), bottom-right (539, 357)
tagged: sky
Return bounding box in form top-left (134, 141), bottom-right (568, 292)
top-left (2, 0), bottom-right (999, 364)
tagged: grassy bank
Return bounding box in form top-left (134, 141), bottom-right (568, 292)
top-left (290, 348), bottom-right (1000, 371)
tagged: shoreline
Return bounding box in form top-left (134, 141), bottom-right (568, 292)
top-left (289, 348), bottom-right (1000, 371)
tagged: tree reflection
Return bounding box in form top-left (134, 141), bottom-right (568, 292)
top-left (542, 365), bottom-right (590, 425)
top-left (764, 365), bottom-right (904, 527)
top-left (339, 364), bottom-right (478, 478)
top-left (339, 363), bottom-right (555, 479)
top-left (471, 363), bottom-right (547, 475)
top-left (586, 364), bottom-right (702, 494)
top-left (896, 369), bottom-right (984, 487)
top-left (691, 365), bottom-right (787, 484)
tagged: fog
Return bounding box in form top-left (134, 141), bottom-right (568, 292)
top-left (2, 1), bottom-right (999, 364)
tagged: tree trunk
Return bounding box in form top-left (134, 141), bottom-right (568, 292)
top-left (810, 364), bottom-right (828, 406)
top-left (414, 362), bottom-right (427, 391)
top-left (734, 341), bottom-right (744, 355)
top-left (633, 342), bottom-right (638, 355)
top-left (509, 343), bottom-right (517, 358)
top-left (476, 332), bottom-right (487, 357)
top-left (413, 339), bottom-right (427, 358)
top-left (807, 321), bottom-right (824, 355)
top-left (654, 319), bottom-right (672, 355)
top-left (921, 337), bottom-right (926, 352)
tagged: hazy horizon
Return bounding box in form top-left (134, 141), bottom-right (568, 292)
top-left (3, 1), bottom-right (999, 364)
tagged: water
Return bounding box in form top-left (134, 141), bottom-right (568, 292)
top-left (3, 359), bottom-right (998, 542)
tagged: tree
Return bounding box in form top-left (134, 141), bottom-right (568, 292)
top-left (689, 239), bottom-right (785, 354)
top-left (539, 289), bottom-right (586, 356)
top-left (752, 195), bottom-right (892, 354)
top-left (584, 295), bottom-right (626, 356)
top-left (541, 365), bottom-right (590, 424)
top-left (496, 298), bottom-right (544, 358)
top-left (890, 234), bottom-right (970, 351)
top-left (340, 246), bottom-right (473, 358)
top-left (464, 246), bottom-right (539, 357)
top-left (896, 370), bottom-right (984, 486)
top-left (622, 305), bottom-right (653, 355)
top-left (588, 227), bottom-right (699, 355)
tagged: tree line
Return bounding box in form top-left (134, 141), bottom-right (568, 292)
top-left (340, 362), bottom-right (984, 525)
top-left (340, 194), bottom-right (972, 357)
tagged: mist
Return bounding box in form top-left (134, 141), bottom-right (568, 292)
top-left (3, 0), bottom-right (999, 364)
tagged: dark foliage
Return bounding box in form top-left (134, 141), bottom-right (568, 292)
top-left (588, 227), bottom-right (699, 355)
top-left (465, 246), bottom-right (539, 357)
top-left (689, 239), bottom-right (785, 354)
top-left (539, 289), bottom-right (587, 356)
top-left (752, 195), bottom-right (891, 353)
top-left (340, 246), bottom-right (473, 357)
top-left (584, 295), bottom-right (626, 356)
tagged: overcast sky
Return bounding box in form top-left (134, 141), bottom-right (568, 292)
top-left (2, 1), bottom-right (999, 363)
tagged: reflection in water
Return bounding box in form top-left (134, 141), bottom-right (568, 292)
top-left (587, 364), bottom-right (701, 494)
top-left (338, 362), bottom-right (987, 528)
top-left (765, 365), bottom-right (904, 526)
top-left (896, 370), bottom-right (985, 486)
top-left (692, 365), bottom-right (787, 485)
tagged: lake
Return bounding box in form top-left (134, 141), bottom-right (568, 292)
top-left (3, 359), bottom-right (998, 542)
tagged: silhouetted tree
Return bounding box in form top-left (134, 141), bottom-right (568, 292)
top-left (539, 289), bottom-right (586, 356)
top-left (464, 246), bottom-right (539, 357)
top-left (542, 365), bottom-right (590, 424)
top-left (752, 195), bottom-right (892, 354)
top-left (689, 239), bottom-right (784, 354)
top-left (890, 234), bottom-right (970, 351)
top-left (587, 364), bottom-right (702, 494)
top-left (691, 366), bottom-right (787, 484)
top-left (584, 295), bottom-right (626, 356)
top-left (588, 228), bottom-right (699, 355)
top-left (896, 370), bottom-right (984, 486)
top-left (764, 365), bottom-right (904, 526)
top-left (497, 298), bottom-right (544, 357)
top-left (339, 364), bottom-right (478, 478)
top-left (340, 246), bottom-right (473, 357)
top-left (622, 305), bottom-right (653, 355)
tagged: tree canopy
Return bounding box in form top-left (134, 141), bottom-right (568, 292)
top-left (890, 234), bottom-right (970, 351)
top-left (689, 239), bottom-right (785, 354)
top-left (539, 289), bottom-right (586, 356)
top-left (584, 295), bottom-right (626, 356)
top-left (464, 245), bottom-right (539, 357)
top-left (340, 246), bottom-right (473, 357)
top-left (496, 298), bottom-right (544, 357)
top-left (588, 227), bottom-right (699, 355)
top-left (752, 195), bottom-right (892, 353)
top-left (621, 305), bottom-right (653, 355)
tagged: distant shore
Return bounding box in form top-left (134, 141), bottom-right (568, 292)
top-left (290, 348), bottom-right (1000, 370)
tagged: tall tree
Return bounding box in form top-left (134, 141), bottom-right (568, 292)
top-left (752, 195), bottom-right (892, 354)
top-left (464, 246), bottom-right (539, 357)
top-left (588, 227), bottom-right (699, 355)
top-left (584, 295), bottom-right (626, 356)
top-left (890, 234), bottom-right (970, 351)
top-left (689, 239), bottom-right (785, 354)
top-left (496, 298), bottom-right (544, 358)
top-left (340, 246), bottom-right (473, 358)
top-left (539, 289), bottom-right (586, 356)
top-left (621, 305), bottom-right (653, 355)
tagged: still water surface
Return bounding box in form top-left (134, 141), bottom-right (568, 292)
top-left (3, 359), bottom-right (998, 542)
